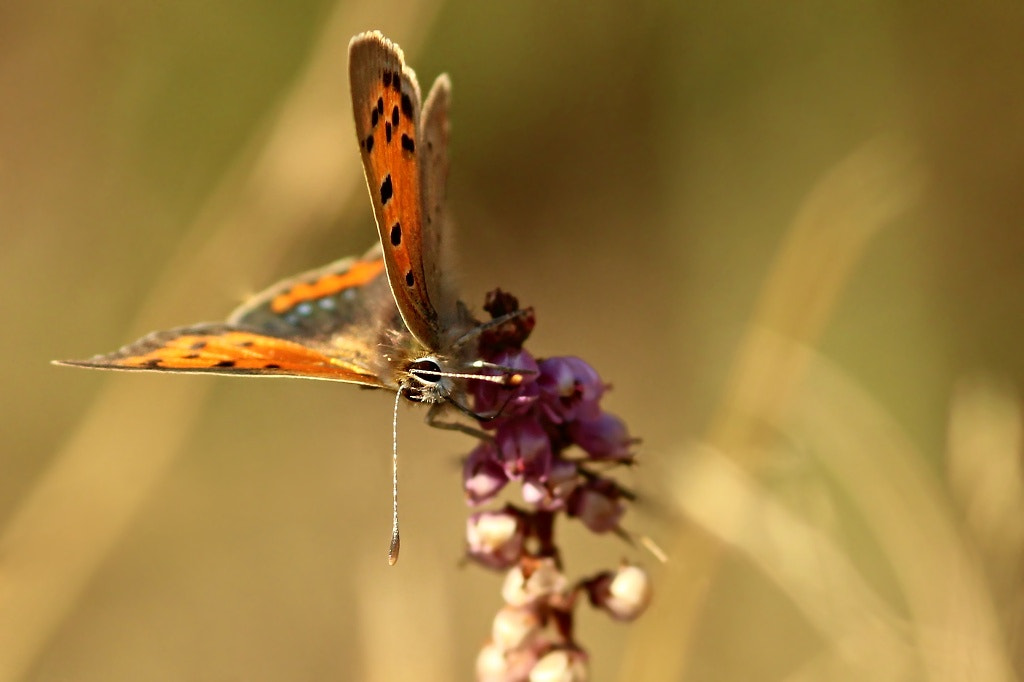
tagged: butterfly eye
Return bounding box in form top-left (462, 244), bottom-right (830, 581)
top-left (407, 357), bottom-right (443, 386)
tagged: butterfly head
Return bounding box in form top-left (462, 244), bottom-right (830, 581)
top-left (402, 355), bottom-right (450, 403)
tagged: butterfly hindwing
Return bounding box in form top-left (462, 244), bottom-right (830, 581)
top-left (418, 74), bottom-right (459, 332)
top-left (349, 31), bottom-right (448, 350)
top-left (228, 245), bottom-right (397, 340)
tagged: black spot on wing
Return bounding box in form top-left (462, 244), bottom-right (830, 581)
top-left (385, 122), bottom-right (392, 143)
top-left (390, 222), bottom-right (402, 246)
top-left (380, 174), bottom-right (393, 204)
top-left (401, 93), bottom-right (414, 119)
top-left (405, 271), bottom-right (414, 287)
top-left (364, 134), bottom-right (374, 152)
top-left (401, 134), bottom-right (415, 153)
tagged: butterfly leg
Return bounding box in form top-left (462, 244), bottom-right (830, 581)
top-left (425, 403), bottom-right (494, 440)
top-left (450, 308), bottom-right (536, 353)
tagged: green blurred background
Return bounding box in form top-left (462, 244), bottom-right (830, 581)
top-left (3, 0), bottom-right (1024, 680)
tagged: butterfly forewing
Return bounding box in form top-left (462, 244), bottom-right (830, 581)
top-left (349, 31), bottom-right (447, 350)
top-left (57, 325), bottom-right (388, 386)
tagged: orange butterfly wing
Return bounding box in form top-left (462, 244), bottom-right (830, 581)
top-left (56, 326), bottom-right (386, 385)
top-left (60, 34), bottom-right (467, 388)
top-left (349, 31), bottom-right (459, 351)
top-left (56, 248), bottom-right (399, 387)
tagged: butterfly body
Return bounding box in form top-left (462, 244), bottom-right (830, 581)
top-left (58, 32), bottom-right (503, 409)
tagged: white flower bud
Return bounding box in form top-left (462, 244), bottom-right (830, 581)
top-left (492, 604), bottom-right (542, 651)
top-left (529, 649), bottom-right (588, 682)
top-left (595, 564), bottom-right (652, 621)
top-left (501, 558), bottom-right (567, 606)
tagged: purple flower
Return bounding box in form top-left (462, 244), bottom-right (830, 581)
top-left (537, 357), bottom-right (604, 424)
top-left (521, 459), bottom-right (579, 511)
top-left (472, 349), bottom-right (540, 421)
top-left (466, 289), bottom-right (647, 679)
top-left (568, 412), bottom-right (635, 461)
top-left (496, 417), bottom-right (552, 481)
top-left (568, 478), bottom-right (625, 534)
top-left (464, 442), bottom-right (509, 505)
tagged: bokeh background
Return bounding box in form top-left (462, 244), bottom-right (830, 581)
top-left (3, 1), bottom-right (1024, 680)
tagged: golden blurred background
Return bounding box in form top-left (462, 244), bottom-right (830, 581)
top-left (3, 0), bottom-right (1024, 680)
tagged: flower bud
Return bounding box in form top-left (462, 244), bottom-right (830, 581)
top-left (501, 558), bottom-right (568, 606)
top-left (467, 508), bottom-right (525, 570)
top-left (491, 604), bottom-right (542, 651)
top-left (476, 639), bottom-right (540, 682)
top-left (587, 564), bottom-right (652, 622)
top-left (529, 648), bottom-right (589, 682)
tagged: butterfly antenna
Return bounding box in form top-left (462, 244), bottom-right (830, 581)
top-left (471, 359), bottom-right (539, 376)
top-left (408, 361), bottom-right (533, 388)
top-left (388, 388), bottom-right (402, 566)
top-left (411, 368), bottom-right (523, 385)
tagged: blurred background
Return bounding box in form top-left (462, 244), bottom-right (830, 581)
top-left (3, 0), bottom-right (1024, 680)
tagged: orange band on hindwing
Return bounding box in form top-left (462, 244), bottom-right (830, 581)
top-left (270, 259), bottom-right (386, 314)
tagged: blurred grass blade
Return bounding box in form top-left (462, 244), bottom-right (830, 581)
top-left (708, 135), bottom-right (925, 457)
top-left (673, 443), bottom-right (913, 681)
top-left (946, 378), bottom-right (1024, 662)
top-left (621, 137), bottom-right (923, 681)
top-left (789, 341), bottom-right (1016, 682)
top-left (781, 631), bottom-right (915, 682)
top-left (947, 377), bottom-right (1024, 566)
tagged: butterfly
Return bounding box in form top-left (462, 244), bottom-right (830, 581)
top-left (56, 31), bottom-right (526, 563)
